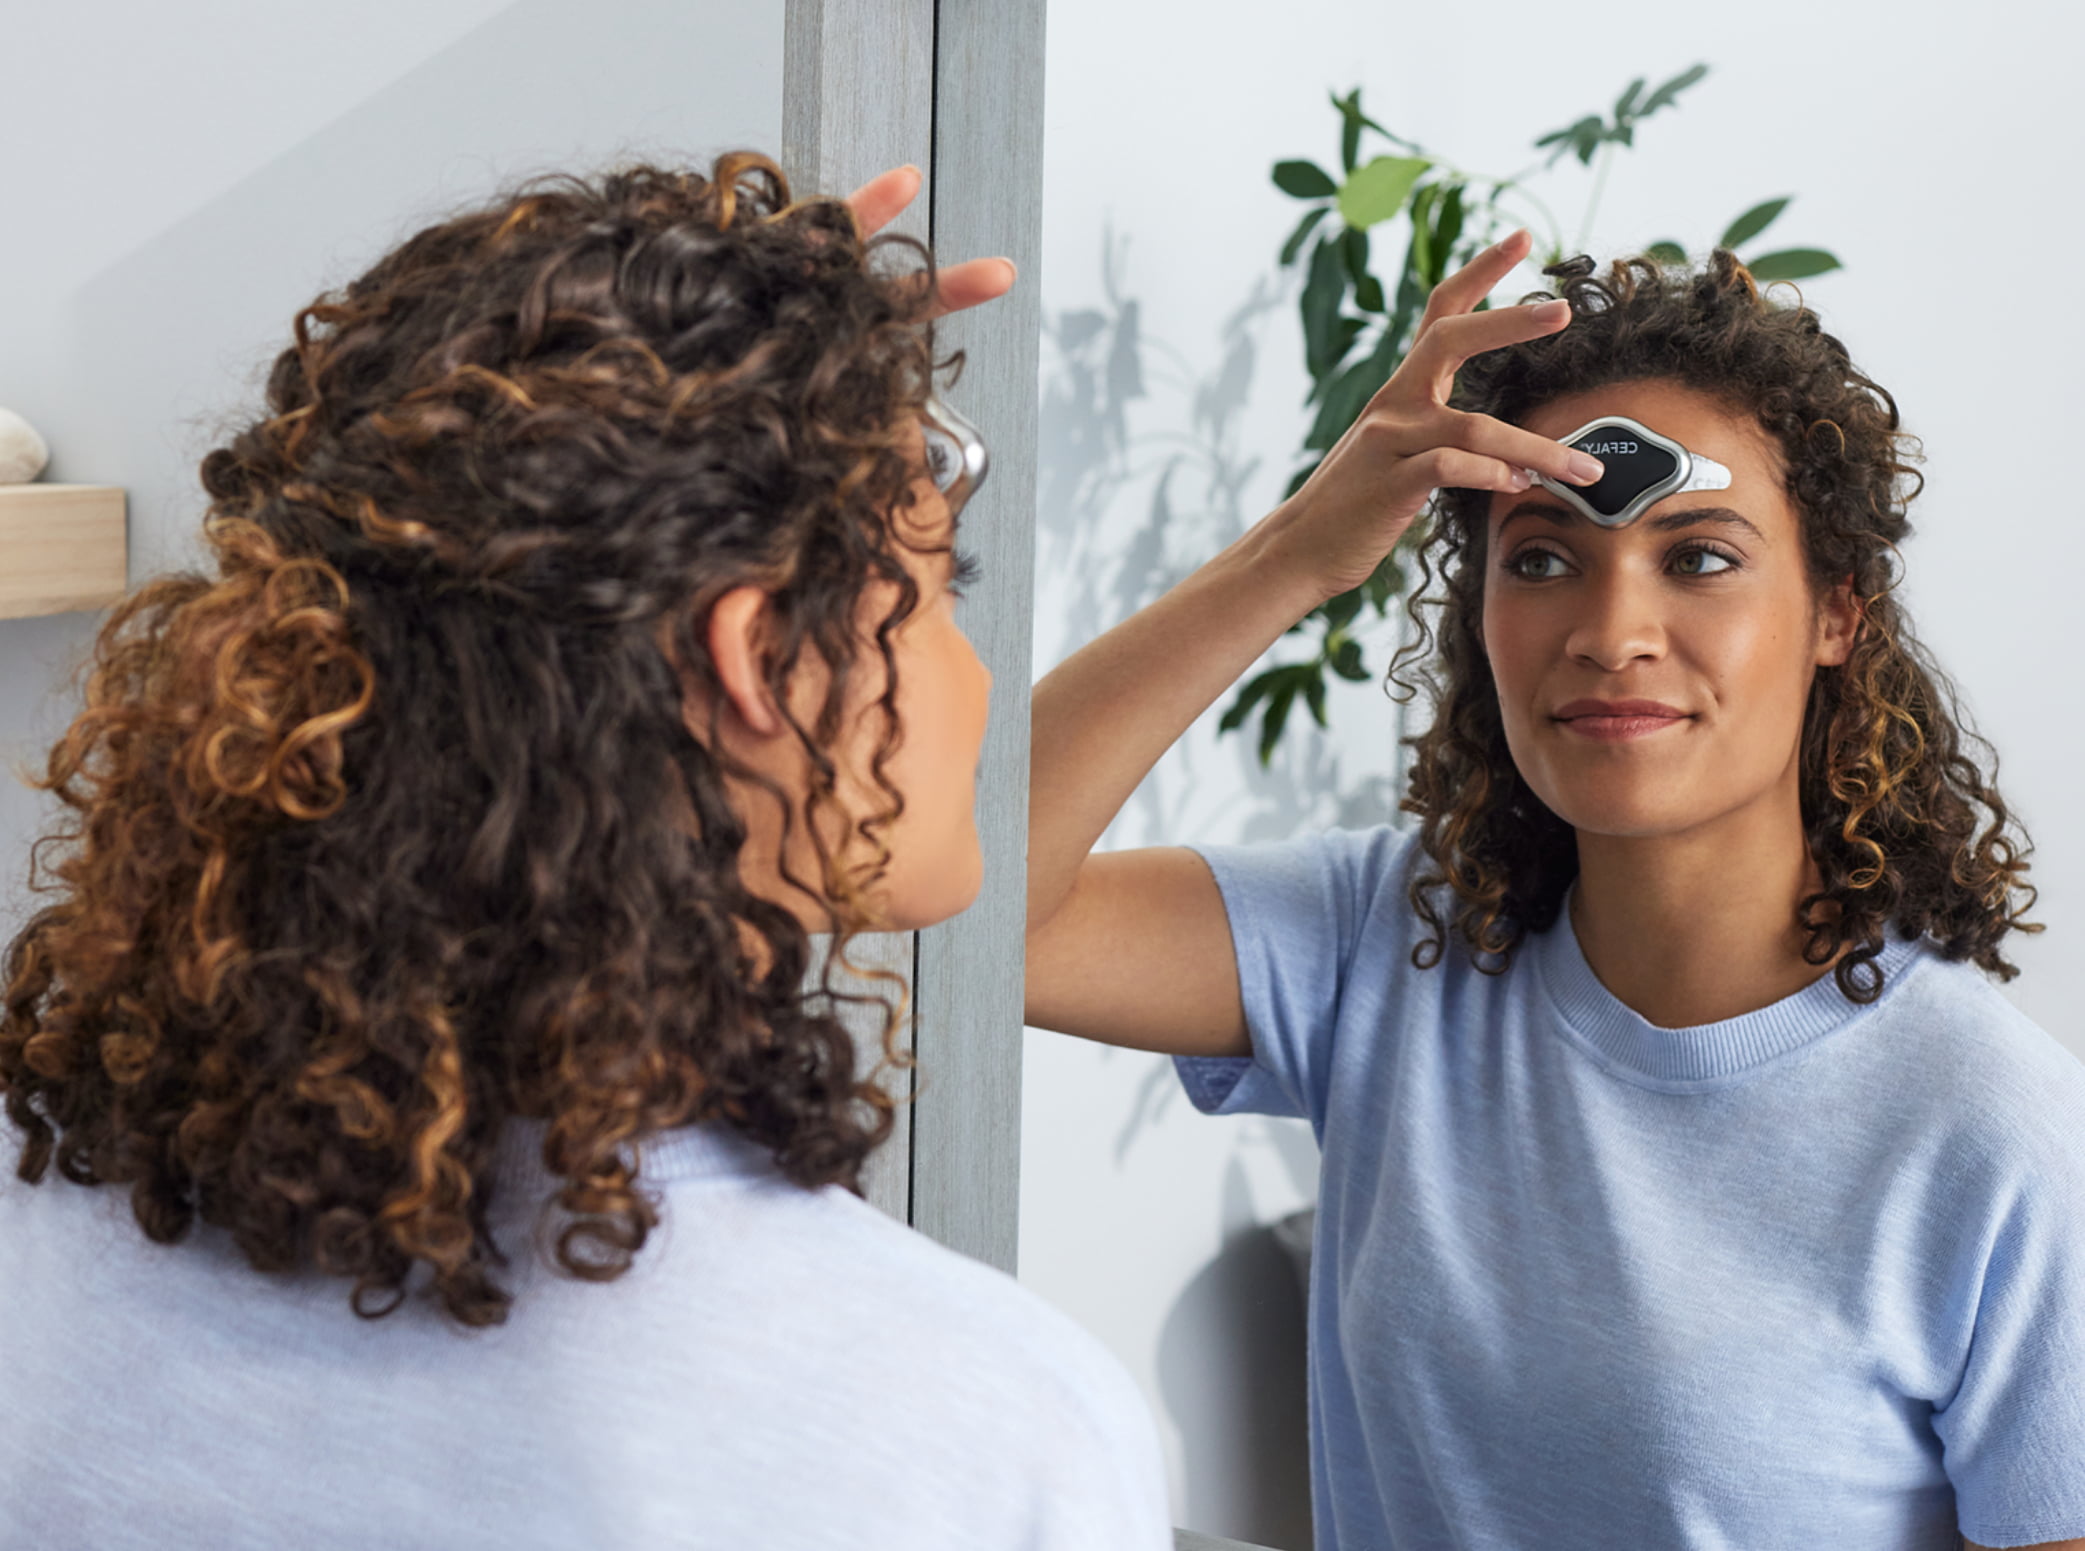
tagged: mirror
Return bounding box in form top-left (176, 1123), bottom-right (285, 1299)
top-left (1022, 3), bottom-right (2082, 1548)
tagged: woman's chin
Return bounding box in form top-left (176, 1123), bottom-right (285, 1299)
top-left (1537, 783), bottom-right (1707, 843)
top-left (861, 845), bottom-right (986, 933)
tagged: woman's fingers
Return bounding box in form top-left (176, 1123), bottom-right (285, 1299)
top-left (1396, 446), bottom-right (1546, 499)
top-left (844, 165), bottom-right (921, 238)
top-left (927, 256), bottom-right (1018, 319)
top-left (1435, 406), bottom-right (1605, 487)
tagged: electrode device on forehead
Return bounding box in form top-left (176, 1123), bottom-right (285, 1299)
top-left (1532, 415), bottom-right (1732, 528)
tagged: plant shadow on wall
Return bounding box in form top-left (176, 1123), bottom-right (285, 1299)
top-left (1036, 225), bottom-right (1404, 860)
top-left (1222, 66), bottom-right (1844, 765)
top-left (1034, 218), bottom-right (1392, 1165)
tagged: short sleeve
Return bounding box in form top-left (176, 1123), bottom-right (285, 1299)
top-left (1933, 1109), bottom-right (2085, 1545)
top-left (1173, 824), bottom-right (1414, 1131)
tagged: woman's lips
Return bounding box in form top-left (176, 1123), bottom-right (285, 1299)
top-left (1550, 699), bottom-right (1693, 742)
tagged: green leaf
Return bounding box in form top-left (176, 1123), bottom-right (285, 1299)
top-left (1331, 87), bottom-right (1412, 151)
top-left (1408, 181), bottom-right (1441, 285)
top-left (1303, 670), bottom-right (1329, 729)
top-left (1427, 183), bottom-right (1467, 287)
top-left (1342, 226), bottom-right (1372, 285)
top-left (1274, 159), bottom-right (1339, 199)
top-left (1614, 77), bottom-right (1646, 121)
top-left (1323, 589), bottom-right (1363, 631)
top-left (1534, 115), bottom-right (1597, 151)
top-left (1300, 236), bottom-right (1350, 379)
top-left (1330, 636), bottom-right (1368, 681)
top-left (1337, 155), bottom-right (1431, 231)
top-left (1646, 240), bottom-right (1687, 265)
top-left (1536, 114), bottom-right (1606, 166)
top-left (1280, 205), bottom-right (1330, 267)
top-left (1306, 324), bottom-right (1401, 449)
top-left (1639, 62), bottom-right (1708, 117)
top-left (1257, 678), bottom-right (1299, 766)
top-left (1745, 247), bottom-right (1842, 282)
top-left (1384, 265), bottom-right (1427, 367)
top-left (1719, 196), bottom-right (1790, 250)
top-left (1354, 272), bottom-right (1386, 313)
top-left (1340, 100), bottom-right (1362, 175)
top-left (1218, 666), bottom-right (1285, 734)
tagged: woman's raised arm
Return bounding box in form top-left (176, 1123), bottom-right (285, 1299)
top-left (1024, 229), bottom-right (1603, 1058)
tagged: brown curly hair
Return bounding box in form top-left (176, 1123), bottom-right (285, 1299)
top-left (1396, 250), bottom-right (2039, 1001)
top-left (1, 152), bottom-right (950, 1325)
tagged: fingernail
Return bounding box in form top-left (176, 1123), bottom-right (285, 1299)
top-left (1510, 467), bottom-right (1533, 490)
top-left (1530, 299), bottom-right (1570, 324)
top-left (1568, 452), bottom-right (1605, 483)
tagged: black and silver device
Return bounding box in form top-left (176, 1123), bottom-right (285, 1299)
top-left (1532, 415), bottom-right (1732, 528)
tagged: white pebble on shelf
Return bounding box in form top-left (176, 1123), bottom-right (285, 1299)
top-left (0, 407), bottom-right (51, 484)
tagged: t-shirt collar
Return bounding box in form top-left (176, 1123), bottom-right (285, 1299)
top-left (1531, 893), bottom-right (1927, 1089)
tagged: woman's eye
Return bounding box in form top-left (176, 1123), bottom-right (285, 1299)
top-left (1508, 549), bottom-right (1569, 580)
top-left (1671, 546), bottom-right (1736, 576)
top-left (949, 548), bottom-right (982, 597)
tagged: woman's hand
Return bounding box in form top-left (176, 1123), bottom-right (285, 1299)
top-left (1268, 228), bottom-right (1605, 605)
top-left (844, 165), bottom-right (1016, 319)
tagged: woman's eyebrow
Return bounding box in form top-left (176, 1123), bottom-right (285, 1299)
top-left (1497, 499), bottom-right (1576, 535)
top-left (1647, 506), bottom-right (1765, 541)
top-left (1495, 502), bottom-right (1765, 543)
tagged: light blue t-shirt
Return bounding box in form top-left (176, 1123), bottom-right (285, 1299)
top-left (1176, 824), bottom-right (2085, 1551)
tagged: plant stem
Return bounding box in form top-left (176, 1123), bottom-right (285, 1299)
top-left (1576, 140), bottom-right (1617, 253)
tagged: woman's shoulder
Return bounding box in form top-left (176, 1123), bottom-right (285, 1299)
top-left (1882, 947), bottom-right (2085, 1169)
top-left (683, 1165), bottom-right (1154, 1435)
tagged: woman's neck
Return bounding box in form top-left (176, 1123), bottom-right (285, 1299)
top-left (1568, 781), bottom-right (1837, 1030)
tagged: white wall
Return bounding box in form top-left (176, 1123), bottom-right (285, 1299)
top-left (1021, 3), bottom-right (2085, 1545)
top-left (0, 0), bottom-right (783, 931)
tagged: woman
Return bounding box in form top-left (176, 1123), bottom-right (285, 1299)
top-left (1026, 231), bottom-right (2085, 1549)
top-left (0, 155), bottom-right (1168, 1549)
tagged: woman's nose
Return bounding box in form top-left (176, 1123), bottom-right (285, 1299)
top-left (1564, 567), bottom-right (1667, 673)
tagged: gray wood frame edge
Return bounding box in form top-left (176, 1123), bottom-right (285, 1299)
top-left (907, 0), bottom-right (1046, 1276)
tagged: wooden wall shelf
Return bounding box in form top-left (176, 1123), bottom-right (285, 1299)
top-left (0, 484), bottom-right (128, 621)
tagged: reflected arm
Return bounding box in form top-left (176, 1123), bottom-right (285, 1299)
top-left (1024, 512), bottom-right (1321, 1059)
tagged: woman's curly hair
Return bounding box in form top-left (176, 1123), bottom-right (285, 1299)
top-left (1396, 249), bottom-right (2038, 1001)
top-left (1, 152), bottom-right (949, 1325)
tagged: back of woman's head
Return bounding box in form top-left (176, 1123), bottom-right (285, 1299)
top-left (1402, 250), bottom-right (2037, 997)
top-left (1, 152), bottom-right (940, 1326)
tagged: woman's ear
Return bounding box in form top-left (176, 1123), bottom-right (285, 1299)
top-left (1815, 575), bottom-right (1861, 668)
top-left (706, 586), bottom-right (784, 737)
